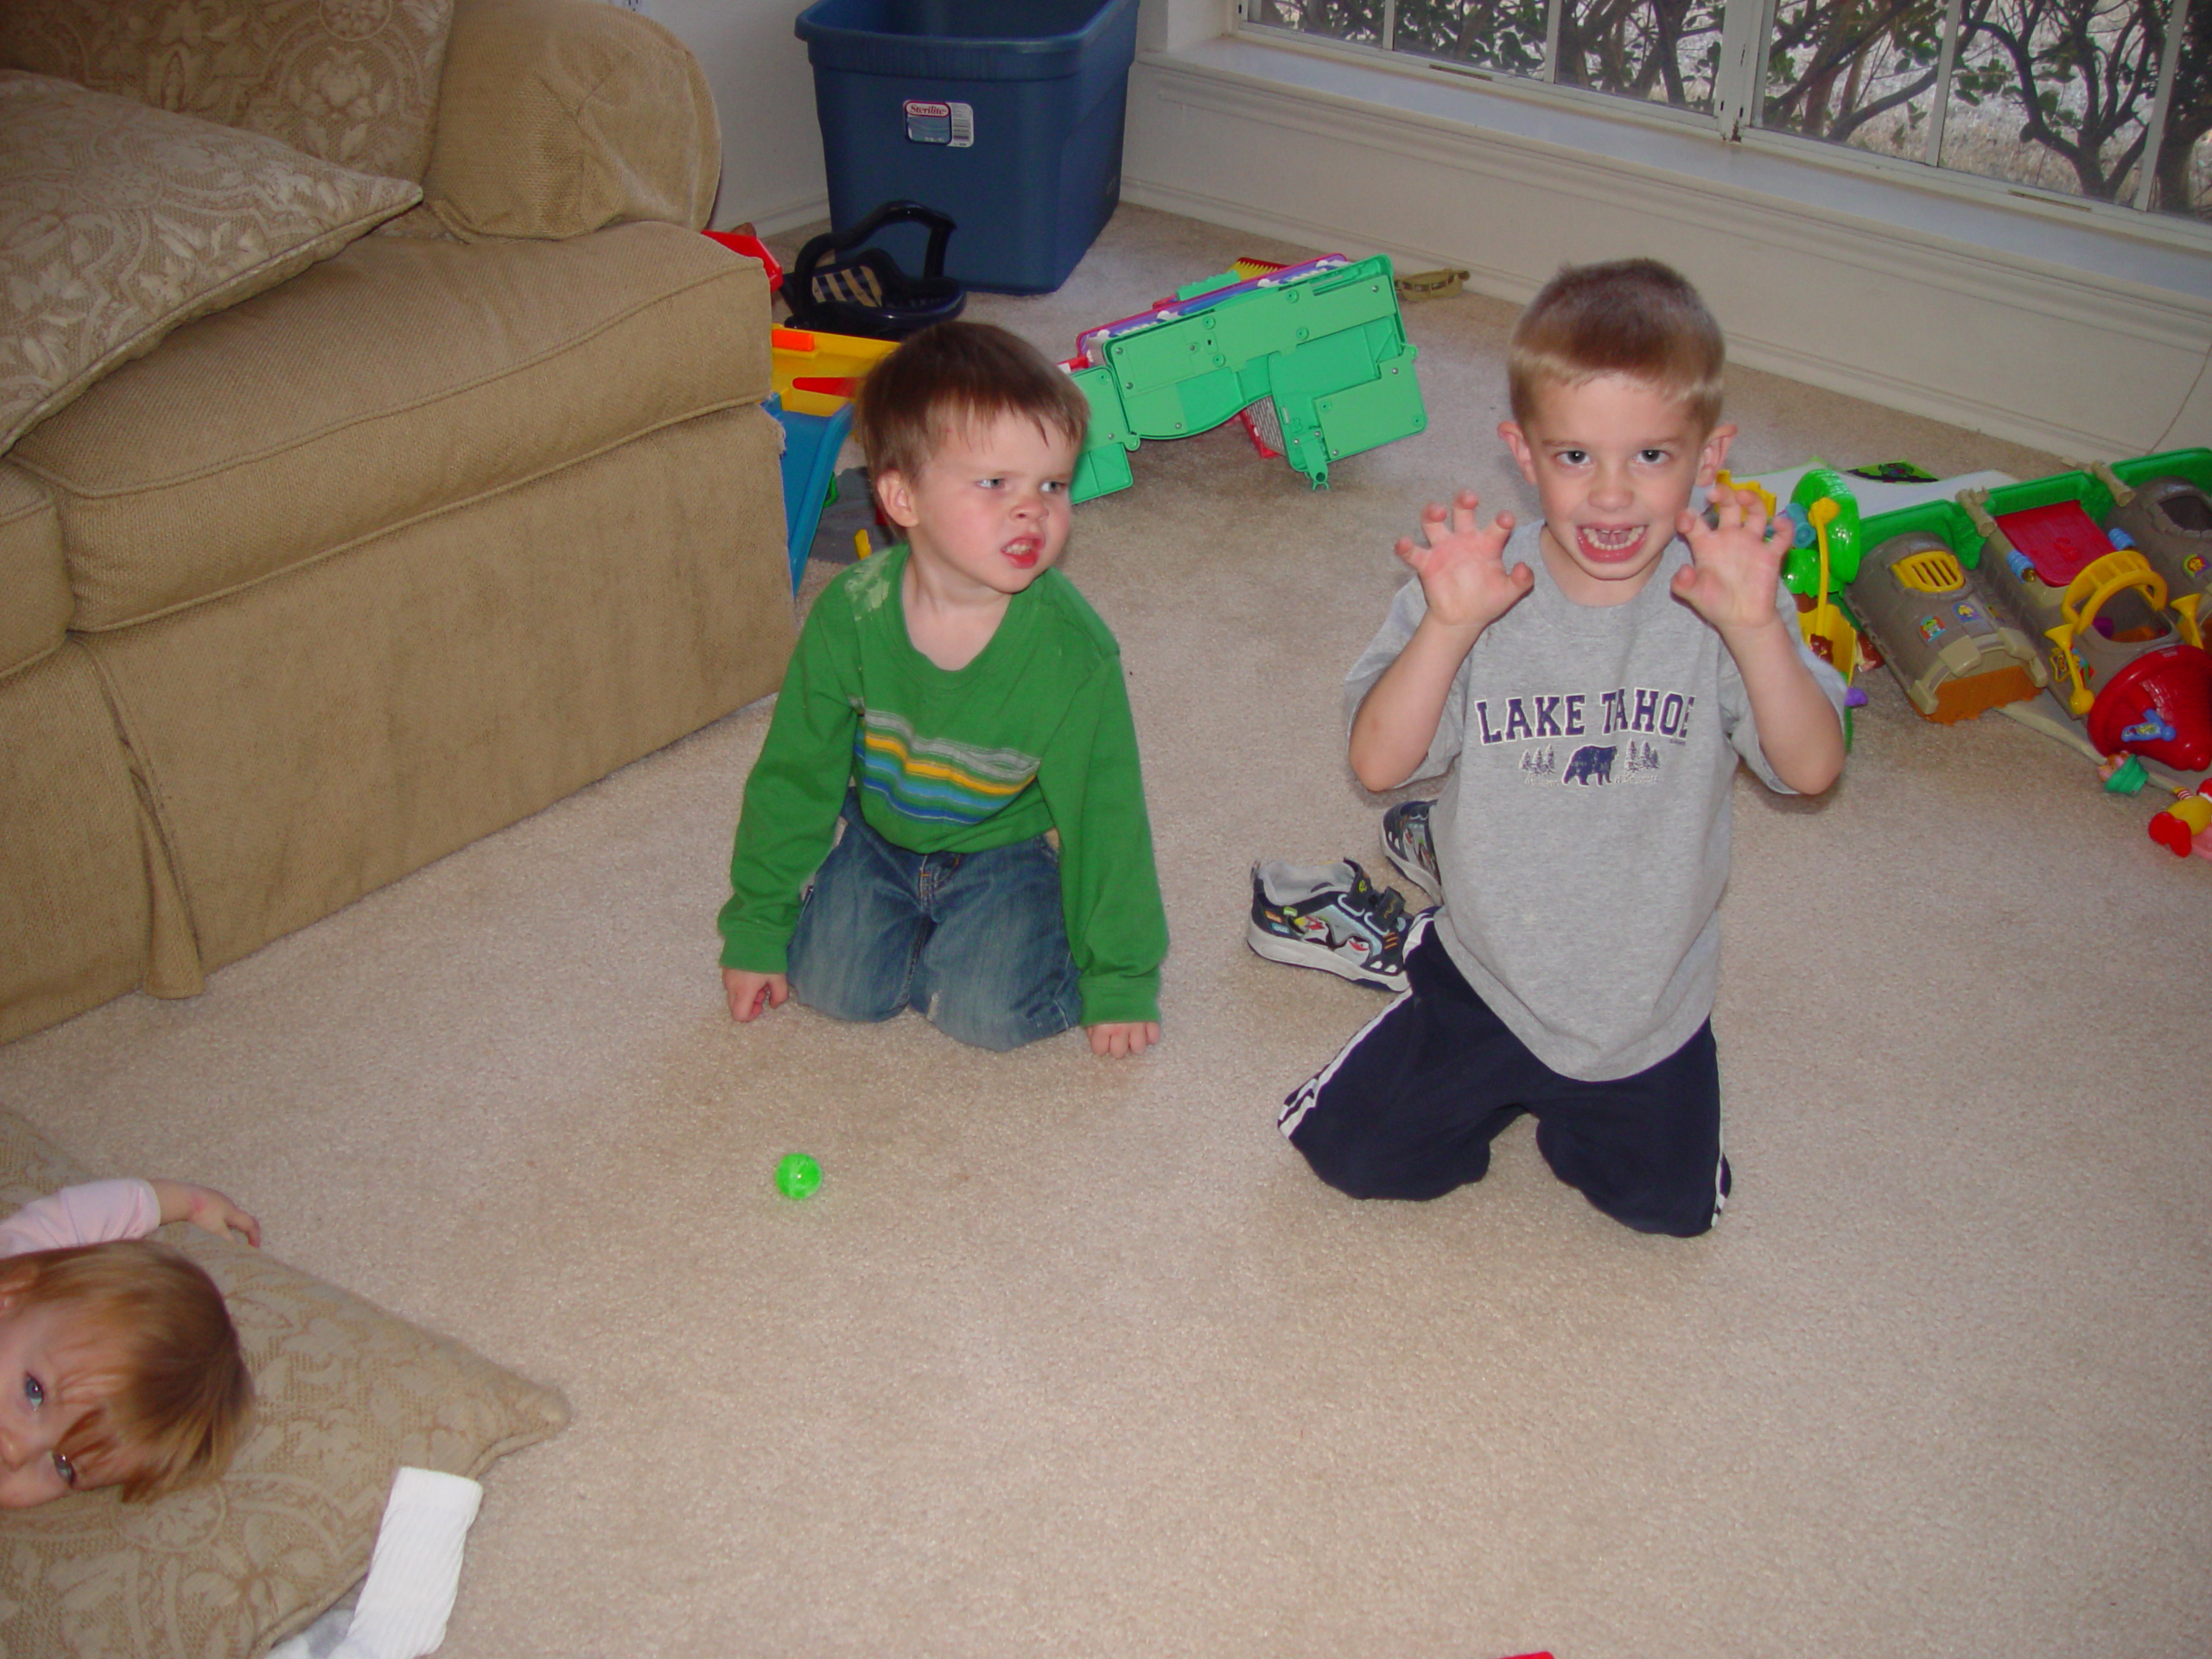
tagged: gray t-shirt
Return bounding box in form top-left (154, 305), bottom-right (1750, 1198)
top-left (1345, 523), bottom-right (1847, 1081)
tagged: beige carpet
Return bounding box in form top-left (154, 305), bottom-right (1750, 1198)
top-left (3, 206), bottom-right (2208, 1657)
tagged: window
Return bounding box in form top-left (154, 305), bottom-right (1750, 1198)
top-left (1240, 0), bottom-right (2211, 219)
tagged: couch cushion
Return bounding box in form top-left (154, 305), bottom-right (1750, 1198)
top-left (0, 464), bottom-right (68, 678)
top-left (424, 0), bottom-right (719, 240)
top-left (0, 0), bottom-right (455, 187)
top-left (83, 404), bottom-right (793, 977)
top-left (12, 220), bottom-right (772, 631)
top-left (0, 73), bottom-right (421, 455)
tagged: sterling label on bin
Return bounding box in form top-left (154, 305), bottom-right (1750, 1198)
top-left (903, 99), bottom-right (974, 147)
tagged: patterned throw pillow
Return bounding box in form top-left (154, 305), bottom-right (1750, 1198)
top-left (0, 0), bottom-right (457, 186)
top-left (0, 1109), bottom-right (569, 1659)
top-left (0, 72), bottom-right (420, 454)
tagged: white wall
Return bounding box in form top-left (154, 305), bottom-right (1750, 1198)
top-left (1140, 0), bottom-right (1233, 52)
top-left (645, 0), bottom-right (827, 232)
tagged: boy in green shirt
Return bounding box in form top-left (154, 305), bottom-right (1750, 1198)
top-left (718, 321), bottom-right (1167, 1055)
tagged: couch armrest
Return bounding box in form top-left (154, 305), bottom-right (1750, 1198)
top-left (422, 0), bottom-right (720, 240)
top-left (0, 464), bottom-right (69, 683)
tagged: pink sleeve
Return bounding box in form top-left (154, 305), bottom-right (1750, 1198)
top-left (0, 1180), bottom-right (162, 1256)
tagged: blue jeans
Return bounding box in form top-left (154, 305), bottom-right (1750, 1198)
top-left (786, 796), bottom-right (1083, 1052)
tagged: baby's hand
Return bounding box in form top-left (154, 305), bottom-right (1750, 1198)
top-left (1674, 485), bottom-right (1789, 636)
top-left (1395, 490), bottom-right (1530, 632)
top-left (724, 968), bottom-right (789, 1025)
top-left (1087, 1020), bottom-right (1160, 1058)
top-left (149, 1180), bottom-right (261, 1246)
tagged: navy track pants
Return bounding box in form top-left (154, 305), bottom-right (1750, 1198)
top-left (1279, 916), bottom-right (1729, 1236)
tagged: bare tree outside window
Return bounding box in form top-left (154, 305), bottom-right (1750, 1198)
top-left (1242, 0), bottom-right (2209, 216)
top-left (1249, 0), bottom-right (1388, 46)
top-left (2162, 0), bottom-right (2212, 213)
top-left (1760, 0), bottom-right (1964, 148)
top-left (1555, 0), bottom-right (1724, 107)
top-left (1764, 0), bottom-right (2209, 215)
top-left (1947, 0), bottom-right (2160, 199)
top-left (1394, 0), bottom-right (1552, 76)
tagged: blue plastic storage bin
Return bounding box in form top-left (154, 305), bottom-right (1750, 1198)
top-left (794, 0), bottom-right (1140, 295)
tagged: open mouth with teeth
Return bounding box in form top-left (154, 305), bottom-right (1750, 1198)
top-left (1576, 524), bottom-right (1649, 563)
top-left (1002, 537), bottom-right (1040, 569)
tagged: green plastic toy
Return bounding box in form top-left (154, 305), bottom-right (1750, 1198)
top-left (775, 1153), bottom-right (821, 1200)
top-left (1783, 464), bottom-right (1865, 591)
top-left (1065, 252), bottom-right (1427, 503)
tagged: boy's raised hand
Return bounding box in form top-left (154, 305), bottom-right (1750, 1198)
top-left (1674, 485), bottom-right (1789, 637)
top-left (1395, 490), bottom-right (1529, 633)
top-left (724, 967), bottom-right (790, 1025)
top-left (1349, 489), bottom-right (1527, 792)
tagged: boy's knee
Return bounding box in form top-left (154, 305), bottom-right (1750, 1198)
top-left (1631, 1152), bottom-right (1729, 1237)
top-left (1292, 1137), bottom-right (1400, 1201)
top-left (1541, 1128), bottom-right (1724, 1236)
top-left (915, 898), bottom-right (1081, 1051)
top-left (922, 979), bottom-right (1078, 1052)
top-left (790, 982), bottom-right (906, 1026)
top-left (787, 953), bottom-right (910, 1026)
top-left (1287, 1107), bottom-right (1487, 1203)
top-left (1621, 1201), bottom-right (1718, 1238)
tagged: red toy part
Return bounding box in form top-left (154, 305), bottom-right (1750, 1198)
top-left (1995, 500), bottom-right (2112, 586)
top-left (2148, 781), bottom-right (2212, 855)
top-left (702, 230), bottom-right (783, 292)
top-left (1236, 405), bottom-right (1283, 460)
top-left (2084, 644), bottom-right (2212, 771)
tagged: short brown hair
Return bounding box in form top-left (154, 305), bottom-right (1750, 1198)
top-left (0, 1240), bottom-right (252, 1502)
top-left (1508, 258), bottom-right (1725, 433)
top-left (854, 320), bottom-right (1090, 484)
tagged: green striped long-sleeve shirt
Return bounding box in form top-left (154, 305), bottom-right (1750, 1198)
top-left (717, 546), bottom-right (1168, 1027)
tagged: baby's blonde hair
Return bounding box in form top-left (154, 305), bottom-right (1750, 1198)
top-left (0, 1239), bottom-right (251, 1501)
top-left (1508, 258), bottom-right (1725, 434)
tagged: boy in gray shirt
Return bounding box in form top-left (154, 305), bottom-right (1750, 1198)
top-left (1280, 259), bottom-right (1847, 1236)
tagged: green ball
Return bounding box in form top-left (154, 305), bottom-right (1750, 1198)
top-left (775, 1153), bottom-right (822, 1199)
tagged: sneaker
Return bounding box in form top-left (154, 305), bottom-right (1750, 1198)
top-left (1380, 799), bottom-right (1442, 902)
top-left (1248, 859), bottom-right (1410, 991)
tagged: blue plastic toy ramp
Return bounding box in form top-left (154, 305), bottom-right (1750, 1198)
top-left (768, 394), bottom-right (855, 592)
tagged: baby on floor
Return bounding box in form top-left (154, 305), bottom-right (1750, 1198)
top-left (0, 1175), bottom-right (257, 1507)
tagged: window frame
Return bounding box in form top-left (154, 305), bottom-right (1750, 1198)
top-left (1233, 0), bottom-right (2212, 241)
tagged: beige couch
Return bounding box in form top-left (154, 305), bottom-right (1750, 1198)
top-left (0, 0), bottom-right (795, 1043)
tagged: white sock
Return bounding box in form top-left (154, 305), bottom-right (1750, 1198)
top-left (327, 1467), bottom-right (485, 1659)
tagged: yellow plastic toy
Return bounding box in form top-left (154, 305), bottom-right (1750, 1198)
top-left (1715, 469), bottom-right (1777, 518)
top-left (771, 326), bottom-right (897, 417)
top-left (1799, 496), bottom-right (1862, 682)
top-left (2044, 551), bottom-right (2183, 716)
